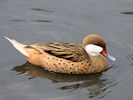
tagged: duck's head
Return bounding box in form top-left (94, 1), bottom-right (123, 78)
top-left (83, 34), bottom-right (116, 61)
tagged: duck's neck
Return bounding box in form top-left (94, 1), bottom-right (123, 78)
top-left (89, 55), bottom-right (109, 73)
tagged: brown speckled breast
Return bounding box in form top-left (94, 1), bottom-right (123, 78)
top-left (40, 52), bottom-right (108, 74)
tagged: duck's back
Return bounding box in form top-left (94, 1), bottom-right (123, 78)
top-left (31, 42), bottom-right (90, 62)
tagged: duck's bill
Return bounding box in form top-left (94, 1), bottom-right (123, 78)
top-left (101, 50), bottom-right (116, 62)
top-left (107, 54), bottom-right (116, 61)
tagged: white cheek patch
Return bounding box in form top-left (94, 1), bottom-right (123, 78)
top-left (85, 44), bottom-right (103, 56)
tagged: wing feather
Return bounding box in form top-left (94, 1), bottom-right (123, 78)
top-left (29, 42), bottom-right (89, 62)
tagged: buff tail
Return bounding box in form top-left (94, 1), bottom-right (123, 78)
top-left (5, 37), bottom-right (29, 57)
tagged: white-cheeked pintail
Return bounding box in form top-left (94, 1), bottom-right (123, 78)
top-left (5, 34), bottom-right (116, 74)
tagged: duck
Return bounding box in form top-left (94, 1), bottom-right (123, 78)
top-left (5, 33), bottom-right (116, 74)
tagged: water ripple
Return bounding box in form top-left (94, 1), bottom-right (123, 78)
top-left (12, 62), bottom-right (115, 99)
top-left (30, 8), bottom-right (54, 13)
top-left (11, 19), bottom-right (53, 23)
top-left (32, 19), bottom-right (53, 23)
top-left (11, 19), bottom-right (26, 22)
top-left (121, 11), bottom-right (133, 15)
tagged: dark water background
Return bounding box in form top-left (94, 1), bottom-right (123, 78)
top-left (0, 0), bottom-right (133, 100)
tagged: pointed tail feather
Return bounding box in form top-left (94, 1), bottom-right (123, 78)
top-left (5, 36), bottom-right (29, 57)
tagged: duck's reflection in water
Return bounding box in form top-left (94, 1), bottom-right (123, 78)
top-left (12, 62), bottom-right (113, 98)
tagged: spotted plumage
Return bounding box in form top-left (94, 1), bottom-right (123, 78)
top-left (5, 34), bottom-right (115, 74)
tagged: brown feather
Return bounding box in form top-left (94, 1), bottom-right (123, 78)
top-left (29, 42), bottom-right (90, 62)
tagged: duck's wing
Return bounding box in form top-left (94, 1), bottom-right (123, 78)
top-left (29, 42), bottom-right (90, 62)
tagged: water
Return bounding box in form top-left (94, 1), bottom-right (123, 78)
top-left (0, 0), bottom-right (133, 100)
